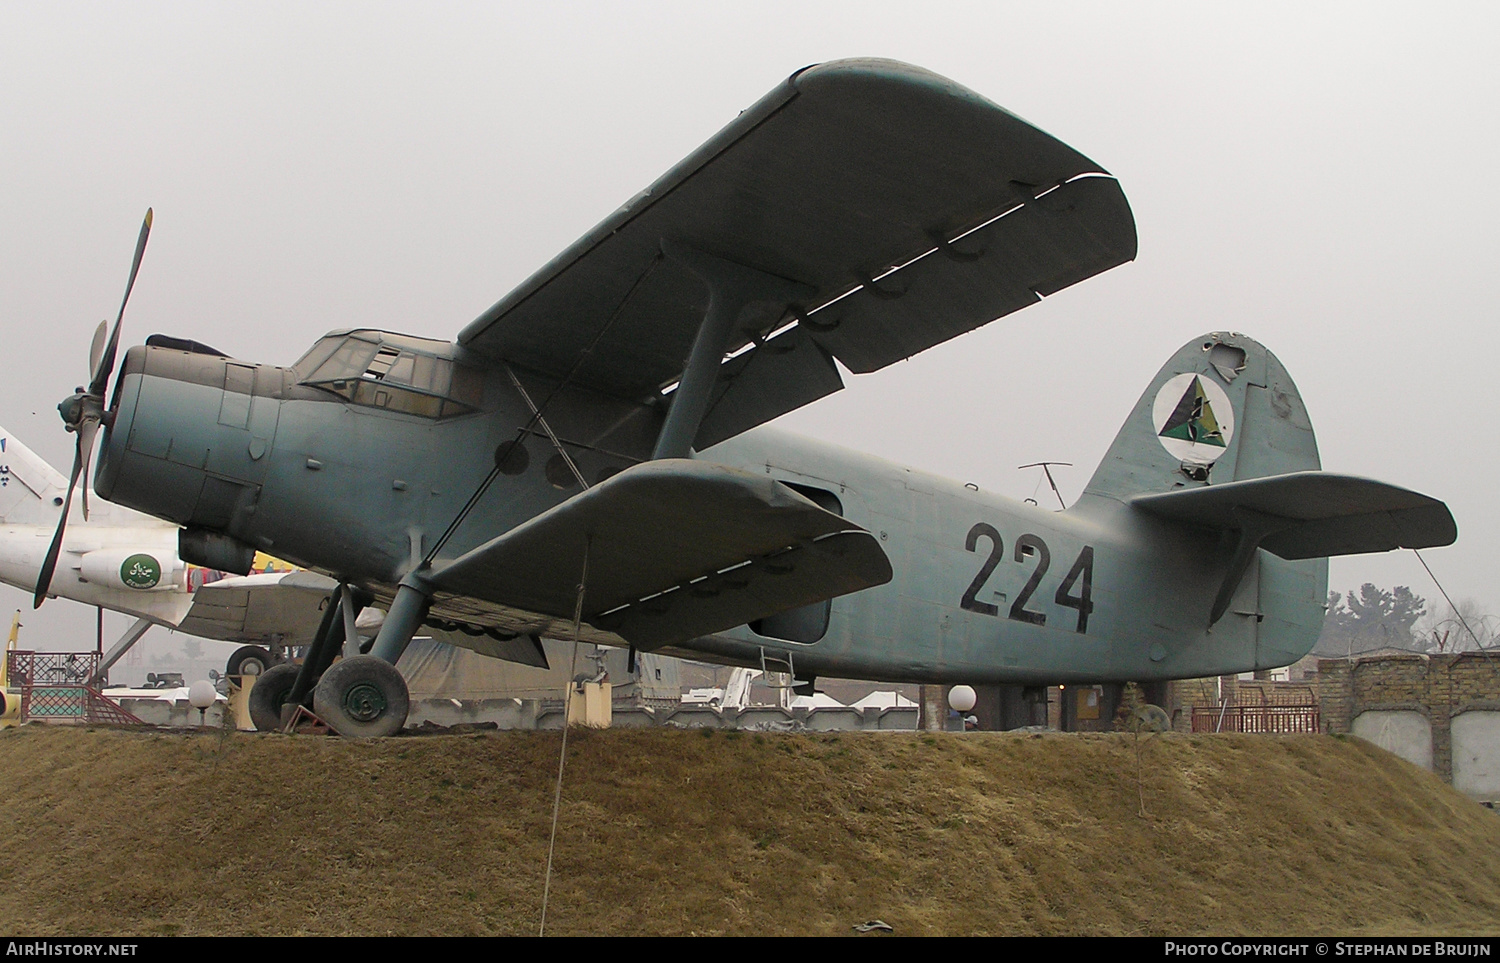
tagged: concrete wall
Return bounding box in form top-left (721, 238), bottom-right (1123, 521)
top-left (408, 699), bottom-right (919, 732)
top-left (116, 697), bottom-right (227, 728)
top-left (1160, 655), bottom-right (1500, 800)
top-left (1351, 710), bottom-right (1433, 771)
top-left (1451, 710), bottom-right (1500, 801)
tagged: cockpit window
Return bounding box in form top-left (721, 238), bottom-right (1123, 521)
top-left (295, 332), bottom-right (484, 418)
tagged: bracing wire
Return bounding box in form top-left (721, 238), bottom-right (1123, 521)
top-left (1413, 548), bottom-right (1494, 659)
top-left (540, 537), bottom-right (590, 936)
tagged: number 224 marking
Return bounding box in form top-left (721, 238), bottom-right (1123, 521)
top-left (960, 524), bottom-right (1094, 633)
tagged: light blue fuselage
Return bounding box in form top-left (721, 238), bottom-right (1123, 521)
top-left (95, 336), bottom-right (1324, 687)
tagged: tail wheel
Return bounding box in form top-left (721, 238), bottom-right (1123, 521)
top-left (247, 662), bottom-right (302, 732)
top-left (313, 655), bottom-right (409, 739)
top-left (226, 644), bottom-right (276, 679)
top-left (1128, 704), bottom-right (1171, 734)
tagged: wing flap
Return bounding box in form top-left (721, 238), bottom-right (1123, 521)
top-left (429, 459), bottom-right (892, 649)
top-left (419, 628), bottom-right (550, 670)
top-left (593, 530), bottom-right (886, 646)
top-left (1130, 472), bottom-right (1457, 559)
top-left (461, 59), bottom-right (1136, 431)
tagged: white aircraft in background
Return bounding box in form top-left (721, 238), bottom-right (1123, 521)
top-left (0, 426), bottom-right (338, 681)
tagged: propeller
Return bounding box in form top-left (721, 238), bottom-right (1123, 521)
top-left (33, 209), bottom-right (153, 608)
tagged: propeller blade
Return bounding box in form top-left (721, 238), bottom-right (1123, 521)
top-left (33, 441), bottom-right (85, 608)
top-left (77, 418), bottom-right (99, 521)
top-left (88, 208), bottom-right (152, 398)
top-left (87, 321), bottom-right (107, 386)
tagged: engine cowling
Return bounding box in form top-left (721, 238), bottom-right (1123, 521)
top-left (95, 344), bottom-right (285, 542)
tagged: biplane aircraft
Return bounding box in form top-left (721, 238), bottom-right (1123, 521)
top-left (35, 59), bottom-right (1455, 736)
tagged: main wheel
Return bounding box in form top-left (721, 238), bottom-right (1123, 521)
top-left (247, 662), bottom-right (302, 732)
top-left (313, 655), bottom-right (410, 738)
top-left (226, 644), bottom-right (276, 679)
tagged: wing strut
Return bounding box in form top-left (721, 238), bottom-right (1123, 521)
top-left (651, 241), bottom-right (813, 459)
top-left (85, 617), bottom-right (154, 687)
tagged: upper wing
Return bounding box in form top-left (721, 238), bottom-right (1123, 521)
top-left (175, 571), bottom-right (336, 645)
top-left (428, 459), bottom-right (892, 650)
top-left (1130, 472), bottom-right (1457, 559)
top-left (460, 58), bottom-right (1137, 449)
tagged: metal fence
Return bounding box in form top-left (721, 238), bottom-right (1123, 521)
top-left (7, 651), bottom-right (143, 725)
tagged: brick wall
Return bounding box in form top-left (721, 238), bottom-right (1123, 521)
top-left (1316, 652), bottom-right (1500, 784)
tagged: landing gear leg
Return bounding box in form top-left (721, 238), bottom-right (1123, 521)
top-left (368, 578), bottom-right (429, 665)
top-left (282, 584), bottom-right (348, 726)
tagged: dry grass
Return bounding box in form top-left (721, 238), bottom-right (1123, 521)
top-left (0, 725), bottom-right (1496, 936)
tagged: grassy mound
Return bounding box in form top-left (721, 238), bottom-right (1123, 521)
top-left (0, 725), bottom-right (1496, 936)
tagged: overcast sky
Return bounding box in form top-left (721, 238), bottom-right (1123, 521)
top-left (2, 1), bottom-right (1495, 659)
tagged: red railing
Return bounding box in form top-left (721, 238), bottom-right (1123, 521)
top-left (1191, 704), bottom-right (1320, 733)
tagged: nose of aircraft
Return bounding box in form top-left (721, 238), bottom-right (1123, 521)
top-left (56, 391), bottom-right (87, 431)
top-left (95, 343), bottom-right (283, 574)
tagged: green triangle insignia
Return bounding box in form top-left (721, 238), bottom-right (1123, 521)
top-left (1159, 376), bottom-right (1226, 447)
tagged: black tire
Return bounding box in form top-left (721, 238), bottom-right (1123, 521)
top-left (248, 662), bottom-right (302, 732)
top-left (226, 644), bottom-right (276, 679)
top-left (313, 655), bottom-right (409, 738)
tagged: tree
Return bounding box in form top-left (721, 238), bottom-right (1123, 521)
top-left (1318, 584), bottom-right (1427, 656)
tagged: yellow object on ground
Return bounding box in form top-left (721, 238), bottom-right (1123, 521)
top-left (566, 681), bottom-right (611, 727)
top-left (229, 675), bottom-right (256, 731)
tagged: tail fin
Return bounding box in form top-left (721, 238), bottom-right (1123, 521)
top-left (1079, 334), bottom-right (1456, 646)
top-left (0, 429), bottom-right (69, 525)
top-left (1082, 332), bottom-right (1318, 502)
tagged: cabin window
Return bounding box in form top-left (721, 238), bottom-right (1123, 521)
top-left (749, 483), bottom-right (842, 645)
top-left (297, 333), bottom-right (483, 418)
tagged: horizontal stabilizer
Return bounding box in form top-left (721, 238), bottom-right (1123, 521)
top-left (176, 571), bottom-right (336, 645)
top-left (430, 460), bottom-right (893, 649)
top-left (1131, 472), bottom-right (1456, 559)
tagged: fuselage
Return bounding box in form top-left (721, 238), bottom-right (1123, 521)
top-left (691, 431), bottom-right (1324, 683)
top-left (94, 331), bottom-right (1326, 685)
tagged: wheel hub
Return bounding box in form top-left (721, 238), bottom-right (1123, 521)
top-left (343, 682), bottom-right (388, 722)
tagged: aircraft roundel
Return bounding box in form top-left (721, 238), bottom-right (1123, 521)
top-left (1152, 372), bottom-right (1234, 464)
top-left (120, 553), bottom-right (162, 590)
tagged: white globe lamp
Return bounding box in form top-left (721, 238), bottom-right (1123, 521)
top-left (948, 684), bottom-right (977, 713)
top-left (188, 679), bottom-right (217, 727)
